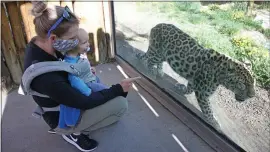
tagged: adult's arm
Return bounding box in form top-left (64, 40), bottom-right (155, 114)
top-left (31, 72), bottom-right (125, 110)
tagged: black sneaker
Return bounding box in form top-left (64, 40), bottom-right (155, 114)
top-left (62, 134), bottom-right (98, 152)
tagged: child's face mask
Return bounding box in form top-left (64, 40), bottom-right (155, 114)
top-left (79, 46), bottom-right (91, 54)
top-left (85, 46), bottom-right (91, 52)
top-left (52, 38), bottom-right (79, 53)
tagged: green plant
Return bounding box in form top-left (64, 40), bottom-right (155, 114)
top-left (252, 54), bottom-right (270, 87)
top-left (232, 11), bottom-right (245, 21)
top-left (211, 10), bottom-right (233, 21)
top-left (191, 28), bottom-right (236, 57)
top-left (207, 8), bottom-right (262, 31)
top-left (174, 2), bottom-right (201, 13)
top-left (188, 14), bottom-right (207, 24)
top-left (232, 2), bottom-right (248, 11)
top-left (262, 29), bottom-right (270, 38)
top-left (156, 2), bottom-right (173, 13)
top-left (218, 21), bottom-right (240, 36)
top-left (231, 37), bottom-right (252, 48)
top-left (231, 37), bottom-right (269, 59)
top-left (242, 18), bottom-right (263, 31)
top-left (256, 1), bottom-right (270, 10)
top-left (208, 4), bottom-right (220, 11)
top-left (231, 37), bottom-right (270, 87)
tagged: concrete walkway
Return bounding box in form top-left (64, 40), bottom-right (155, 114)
top-left (1, 63), bottom-right (215, 152)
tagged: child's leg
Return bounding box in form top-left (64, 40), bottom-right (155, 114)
top-left (95, 76), bottom-right (101, 83)
top-left (91, 66), bottom-right (101, 83)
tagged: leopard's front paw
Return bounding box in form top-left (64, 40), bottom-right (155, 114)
top-left (156, 69), bottom-right (164, 78)
top-left (174, 83), bottom-right (188, 94)
top-left (148, 68), bottom-right (158, 79)
top-left (208, 119), bottom-right (223, 134)
top-left (135, 53), bottom-right (143, 59)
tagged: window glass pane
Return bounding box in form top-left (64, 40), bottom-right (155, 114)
top-left (114, 2), bottom-right (270, 152)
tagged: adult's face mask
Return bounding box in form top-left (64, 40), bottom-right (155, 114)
top-left (52, 38), bottom-right (79, 53)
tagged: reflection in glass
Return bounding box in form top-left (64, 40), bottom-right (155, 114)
top-left (114, 2), bottom-right (270, 152)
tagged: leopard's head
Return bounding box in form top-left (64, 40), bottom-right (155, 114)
top-left (220, 60), bottom-right (255, 102)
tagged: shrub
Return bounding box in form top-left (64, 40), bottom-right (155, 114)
top-left (242, 18), bottom-right (263, 31)
top-left (208, 4), bottom-right (220, 11)
top-left (232, 11), bottom-right (245, 21)
top-left (218, 21), bottom-right (240, 36)
top-left (256, 1), bottom-right (270, 10)
top-left (262, 29), bottom-right (270, 38)
top-left (232, 2), bottom-right (248, 11)
top-left (188, 14), bottom-right (207, 24)
top-left (231, 37), bottom-right (270, 87)
top-left (173, 2), bottom-right (201, 13)
top-left (250, 54), bottom-right (270, 88)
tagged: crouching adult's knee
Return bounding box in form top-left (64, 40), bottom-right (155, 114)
top-left (111, 96), bottom-right (128, 117)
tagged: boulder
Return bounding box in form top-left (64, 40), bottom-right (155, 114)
top-left (254, 10), bottom-right (270, 29)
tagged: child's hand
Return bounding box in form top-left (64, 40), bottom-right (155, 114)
top-left (91, 67), bottom-right (96, 75)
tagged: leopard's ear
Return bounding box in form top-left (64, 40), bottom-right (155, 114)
top-left (239, 58), bottom-right (252, 70)
top-left (244, 60), bottom-right (252, 70)
top-left (227, 61), bottom-right (237, 77)
top-left (228, 59), bottom-right (234, 70)
top-left (208, 49), bottom-right (215, 53)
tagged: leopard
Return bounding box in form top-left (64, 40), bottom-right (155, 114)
top-left (136, 23), bottom-right (256, 131)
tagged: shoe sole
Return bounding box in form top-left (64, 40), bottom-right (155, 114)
top-left (62, 134), bottom-right (98, 152)
top-left (48, 129), bottom-right (56, 134)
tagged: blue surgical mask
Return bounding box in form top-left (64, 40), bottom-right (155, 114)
top-left (53, 38), bottom-right (79, 53)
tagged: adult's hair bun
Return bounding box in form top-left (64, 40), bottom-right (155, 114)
top-left (31, 1), bottom-right (48, 17)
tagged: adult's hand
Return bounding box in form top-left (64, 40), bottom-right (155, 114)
top-left (120, 78), bottom-right (133, 92)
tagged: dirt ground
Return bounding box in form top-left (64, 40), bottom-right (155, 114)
top-left (113, 2), bottom-right (270, 152)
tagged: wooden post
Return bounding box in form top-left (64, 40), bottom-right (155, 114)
top-left (97, 28), bottom-right (108, 63)
top-left (87, 33), bottom-right (98, 66)
top-left (102, 1), bottom-right (115, 59)
top-left (6, 2), bottom-right (27, 70)
top-left (18, 1), bottom-right (36, 42)
top-left (1, 3), bottom-right (23, 84)
top-left (1, 52), bottom-right (14, 92)
top-left (47, 1), bottom-right (60, 6)
top-left (247, 0), bottom-right (254, 16)
top-left (73, 2), bottom-right (105, 64)
top-left (60, 0), bottom-right (73, 11)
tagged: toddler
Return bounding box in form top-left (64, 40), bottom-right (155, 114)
top-left (54, 28), bottom-right (108, 129)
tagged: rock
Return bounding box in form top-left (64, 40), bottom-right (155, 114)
top-left (254, 10), bottom-right (270, 29)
